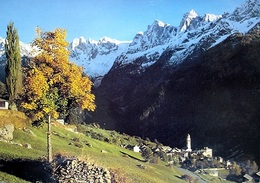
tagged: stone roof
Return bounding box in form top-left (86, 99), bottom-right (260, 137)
top-left (243, 174), bottom-right (253, 181)
top-left (256, 171), bottom-right (260, 176)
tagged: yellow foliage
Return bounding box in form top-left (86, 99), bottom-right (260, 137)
top-left (21, 102), bottom-right (37, 110)
top-left (24, 66), bottom-right (49, 99)
top-left (22, 28), bottom-right (96, 123)
top-left (34, 111), bottom-right (44, 120)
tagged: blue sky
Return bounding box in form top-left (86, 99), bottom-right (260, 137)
top-left (0, 0), bottom-right (246, 43)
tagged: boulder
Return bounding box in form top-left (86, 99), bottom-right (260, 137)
top-left (0, 124), bottom-right (14, 140)
top-left (23, 143), bottom-right (32, 149)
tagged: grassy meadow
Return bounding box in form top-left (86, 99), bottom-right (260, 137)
top-left (0, 110), bottom-right (187, 183)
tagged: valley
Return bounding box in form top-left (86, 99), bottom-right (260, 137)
top-left (0, 0), bottom-right (259, 182)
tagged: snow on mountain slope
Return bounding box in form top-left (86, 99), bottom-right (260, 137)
top-left (0, 38), bottom-right (5, 54)
top-left (179, 9), bottom-right (200, 32)
top-left (0, 37), bottom-right (36, 62)
top-left (69, 36), bottom-right (130, 80)
top-left (0, 0), bottom-right (259, 82)
top-left (112, 0), bottom-right (259, 69)
top-left (229, 0), bottom-right (260, 21)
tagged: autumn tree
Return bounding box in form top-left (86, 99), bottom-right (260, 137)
top-left (5, 22), bottom-right (23, 110)
top-left (21, 28), bottom-right (96, 124)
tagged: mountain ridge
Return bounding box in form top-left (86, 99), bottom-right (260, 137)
top-left (0, 0), bottom-right (259, 163)
top-left (92, 22), bottom-right (260, 162)
top-left (86, 0), bottom-right (260, 163)
top-left (0, 0), bottom-right (259, 83)
top-left (70, 0), bottom-right (259, 81)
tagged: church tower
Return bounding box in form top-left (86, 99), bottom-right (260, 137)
top-left (187, 134), bottom-right (192, 152)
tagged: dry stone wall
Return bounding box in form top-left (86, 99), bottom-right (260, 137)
top-left (54, 158), bottom-right (114, 183)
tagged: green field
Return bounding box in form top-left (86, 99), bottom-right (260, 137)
top-left (0, 110), bottom-right (237, 183)
top-left (0, 112), bottom-right (187, 183)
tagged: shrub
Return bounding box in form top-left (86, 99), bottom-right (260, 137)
top-left (181, 174), bottom-right (197, 183)
top-left (141, 147), bottom-right (153, 162)
top-left (156, 151), bottom-right (168, 162)
top-left (149, 155), bottom-right (159, 164)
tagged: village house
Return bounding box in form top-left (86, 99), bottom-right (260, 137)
top-left (216, 156), bottom-right (224, 163)
top-left (161, 146), bottom-right (172, 152)
top-left (0, 98), bottom-right (8, 110)
top-left (256, 171), bottom-right (260, 177)
top-left (242, 174), bottom-right (253, 183)
top-left (226, 160), bottom-right (232, 168)
top-left (56, 119), bottom-right (65, 125)
top-left (256, 171), bottom-right (260, 183)
top-left (133, 145), bottom-right (141, 153)
top-left (255, 172), bottom-right (260, 182)
top-left (200, 147), bottom-right (213, 158)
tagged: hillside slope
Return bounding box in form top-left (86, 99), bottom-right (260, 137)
top-left (0, 111), bottom-right (190, 183)
top-left (90, 24), bottom-right (260, 163)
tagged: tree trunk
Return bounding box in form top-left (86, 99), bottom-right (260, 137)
top-left (47, 115), bottom-right (52, 163)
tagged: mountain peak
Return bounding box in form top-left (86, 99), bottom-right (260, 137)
top-left (99, 36), bottom-right (113, 43)
top-left (88, 38), bottom-right (98, 44)
top-left (230, 0), bottom-right (260, 21)
top-left (152, 20), bottom-right (168, 27)
top-left (179, 9), bottom-right (199, 32)
top-left (203, 13), bottom-right (222, 22)
top-left (147, 20), bottom-right (169, 32)
top-left (187, 9), bottom-right (199, 18)
top-left (79, 36), bottom-right (87, 44)
top-left (98, 36), bottom-right (130, 45)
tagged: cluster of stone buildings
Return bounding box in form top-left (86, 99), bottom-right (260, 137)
top-left (132, 134), bottom-right (260, 182)
top-left (161, 134), bottom-right (214, 162)
top-left (132, 134), bottom-right (215, 164)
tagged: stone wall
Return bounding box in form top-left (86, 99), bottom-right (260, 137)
top-left (54, 158), bottom-right (114, 183)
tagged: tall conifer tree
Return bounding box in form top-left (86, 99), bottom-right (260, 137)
top-left (5, 22), bottom-right (22, 110)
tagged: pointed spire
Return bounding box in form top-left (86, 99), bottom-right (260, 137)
top-left (186, 134), bottom-right (192, 152)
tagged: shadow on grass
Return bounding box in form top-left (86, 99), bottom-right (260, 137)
top-left (0, 158), bottom-right (54, 183)
top-left (175, 175), bottom-right (182, 180)
top-left (120, 151), bottom-right (146, 162)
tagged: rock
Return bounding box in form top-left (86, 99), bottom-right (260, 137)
top-left (137, 164), bottom-right (146, 169)
top-left (0, 124), bottom-right (14, 140)
top-left (23, 143), bottom-right (32, 149)
top-left (101, 150), bottom-right (108, 153)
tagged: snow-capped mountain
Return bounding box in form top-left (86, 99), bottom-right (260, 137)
top-left (115, 0), bottom-right (259, 67)
top-left (90, 0), bottom-right (260, 162)
top-left (70, 0), bottom-right (259, 81)
top-left (0, 37), bottom-right (37, 82)
top-left (0, 37), bottom-right (36, 61)
top-left (68, 36), bottom-right (130, 81)
top-left (0, 0), bottom-right (259, 84)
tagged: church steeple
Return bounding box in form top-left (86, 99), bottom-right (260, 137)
top-left (187, 134), bottom-right (192, 152)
